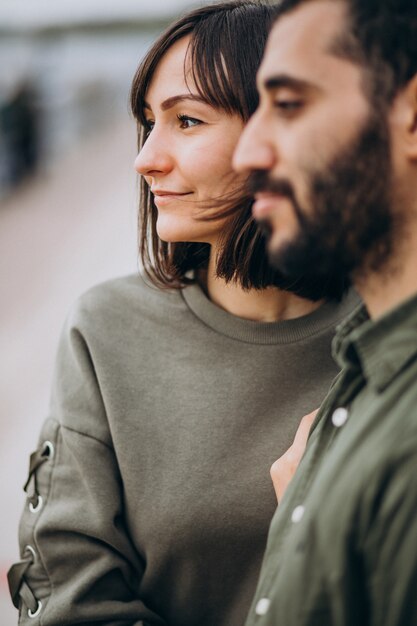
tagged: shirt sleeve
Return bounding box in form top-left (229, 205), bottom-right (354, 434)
top-left (363, 448), bottom-right (417, 626)
top-left (8, 309), bottom-right (167, 626)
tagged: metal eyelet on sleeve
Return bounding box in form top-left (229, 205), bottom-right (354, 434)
top-left (24, 545), bottom-right (37, 561)
top-left (28, 600), bottom-right (42, 618)
top-left (42, 440), bottom-right (55, 460)
top-left (29, 495), bottom-right (43, 514)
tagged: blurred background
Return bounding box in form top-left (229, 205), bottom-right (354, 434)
top-left (0, 0), bottom-right (199, 622)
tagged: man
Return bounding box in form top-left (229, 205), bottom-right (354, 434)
top-left (233, 0), bottom-right (417, 624)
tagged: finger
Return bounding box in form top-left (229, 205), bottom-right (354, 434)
top-left (270, 456), bottom-right (292, 502)
top-left (292, 409), bottom-right (318, 449)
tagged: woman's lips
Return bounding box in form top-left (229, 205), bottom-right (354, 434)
top-left (152, 191), bottom-right (192, 205)
top-left (252, 193), bottom-right (288, 219)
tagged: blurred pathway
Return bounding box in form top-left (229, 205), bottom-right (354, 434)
top-left (0, 115), bottom-right (139, 623)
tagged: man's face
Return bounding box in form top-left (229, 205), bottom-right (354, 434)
top-left (233, 0), bottom-right (396, 286)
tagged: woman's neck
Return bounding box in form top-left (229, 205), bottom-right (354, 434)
top-left (198, 252), bottom-right (323, 323)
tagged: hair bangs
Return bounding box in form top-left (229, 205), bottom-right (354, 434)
top-left (186, 16), bottom-right (246, 117)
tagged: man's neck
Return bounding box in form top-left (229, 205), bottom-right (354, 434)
top-left (200, 251), bottom-right (323, 323)
top-left (356, 224), bottom-right (417, 319)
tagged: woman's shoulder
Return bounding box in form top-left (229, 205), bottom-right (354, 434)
top-left (68, 272), bottom-right (186, 332)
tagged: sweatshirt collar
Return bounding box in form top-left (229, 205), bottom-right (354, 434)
top-left (182, 283), bottom-right (360, 345)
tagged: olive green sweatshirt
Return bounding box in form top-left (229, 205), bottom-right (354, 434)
top-left (9, 274), bottom-right (358, 626)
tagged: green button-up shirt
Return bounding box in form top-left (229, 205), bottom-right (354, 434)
top-left (246, 293), bottom-right (417, 626)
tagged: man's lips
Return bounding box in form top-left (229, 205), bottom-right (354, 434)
top-left (252, 192), bottom-right (289, 219)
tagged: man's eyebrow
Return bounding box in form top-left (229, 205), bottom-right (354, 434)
top-left (143, 94), bottom-right (208, 112)
top-left (262, 74), bottom-right (318, 93)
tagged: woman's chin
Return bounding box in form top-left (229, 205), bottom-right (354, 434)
top-left (156, 226), bottom-right (189, 243)
top-left (155, 217), bottom-right (216, 244)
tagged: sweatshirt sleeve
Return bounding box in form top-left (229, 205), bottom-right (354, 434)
top-left (8, 305), bottom-right (167, 626)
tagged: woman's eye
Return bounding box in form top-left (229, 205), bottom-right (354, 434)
top-left (144, 120), bottom-right (154, 135)
top-left (177, 114), bottom-right (202, 129)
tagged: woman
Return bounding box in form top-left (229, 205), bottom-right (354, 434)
top-left (9, 2), bottom-right (357, 625)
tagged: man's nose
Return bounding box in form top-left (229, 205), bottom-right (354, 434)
top-left (233, 111), bottom-right (276, 174)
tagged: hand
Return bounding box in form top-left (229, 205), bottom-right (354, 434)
top-left (270, 409), bottom-right (318, 503)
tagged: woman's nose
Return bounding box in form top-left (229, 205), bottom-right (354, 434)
top-left (134, 130), bottom-right (174, 177)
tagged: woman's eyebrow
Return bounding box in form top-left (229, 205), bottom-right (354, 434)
top-left (143, 94), bottom-right (207, 112)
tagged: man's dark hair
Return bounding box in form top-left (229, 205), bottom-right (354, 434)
top-left (274, 0), bottom-right (417, 108)
top-left (130, 1), bottom-right (285, 290)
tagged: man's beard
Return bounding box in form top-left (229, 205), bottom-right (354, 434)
top-left (249, 110), bottom-right (397, 299)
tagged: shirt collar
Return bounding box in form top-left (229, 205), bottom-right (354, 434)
top-left (333, 292), bottom-right (417, 392)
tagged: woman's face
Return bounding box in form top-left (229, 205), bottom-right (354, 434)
top-left (134, 36), bottom-right (245, 245)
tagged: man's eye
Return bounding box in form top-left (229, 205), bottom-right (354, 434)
top-left (177, 114), bottom-right (202, 129)
top-left (274, 100), bottom-right (303, 113)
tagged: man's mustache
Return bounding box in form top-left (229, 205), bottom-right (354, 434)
top-left (247, 170), bottom-right (296, 200)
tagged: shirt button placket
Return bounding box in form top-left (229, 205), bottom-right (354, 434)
top-left (255, 597), bottom-right (271, 616)
top-left (291, 504), bottom-right (305, 523)
top-left (331, 407), bottom-right (349, 427)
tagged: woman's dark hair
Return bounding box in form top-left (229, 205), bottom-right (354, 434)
top-left (130, 0), bottom-right (281, 290)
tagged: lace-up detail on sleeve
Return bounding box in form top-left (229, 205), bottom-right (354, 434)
top-left (7, 424), bottom-right (58, 622)
top-left (8, 545), bottom-right (41, 617)
top-left (23, 441), bottom-right (55, 513)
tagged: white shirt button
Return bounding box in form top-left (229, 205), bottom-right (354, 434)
top-left (291, 505), bottom-right (305, 523)
top-left (255, 598), bottom-right (271, 616)
top-left (332, 407), bottom-right (349, 427)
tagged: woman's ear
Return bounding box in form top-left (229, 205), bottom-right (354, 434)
top-left (405, 73), bottom-right (417, 160)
